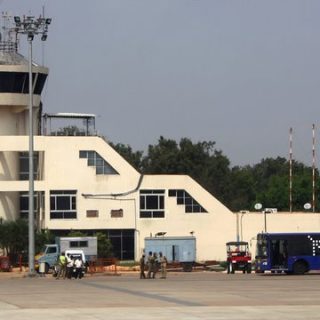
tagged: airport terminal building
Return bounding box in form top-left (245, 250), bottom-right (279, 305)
top-left (0, 21), bottom-right (237, 261)
top-left (1, 16), bottom-right (320, 262)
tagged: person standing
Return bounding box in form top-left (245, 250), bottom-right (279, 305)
top-left (151, 252), bottom-right (158, 279)
top-left (159, 252), bottom-right (167, 279)
top-left (139, 254), bottom-right (146, 279)
top-left (74, 256), bottom-right (83, 279)
top-left (66, 255), bottom-right (74, 279)
top-left (147, 251), bottom-right (154, 279)
top-left (56, 252), bottom-right (67, 280)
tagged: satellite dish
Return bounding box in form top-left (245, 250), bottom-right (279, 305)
top-left (254, 203), bottom-right (262, 210)
top-left (304, 203), bottom-right (312, 210)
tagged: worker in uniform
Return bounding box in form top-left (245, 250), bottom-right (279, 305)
top-left (66, 254), bottom-right (74, 279)
top-left (159, 252), bottom-right (167, 279)
top-left (74, 256), bottom-right (83, 279)
top-left (147, 251), bottom-right (154, 279)
top-left (151, 252), bottom-right (158, 279)
top-left (56, 252), bottom-right (67, 279)
top-left (139, 254), bottom-right (146, 279)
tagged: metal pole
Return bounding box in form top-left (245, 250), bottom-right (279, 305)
top-left (240, 213), bottom-right (246, 241)
top-left (264, 211), bottom-right (267, 233)
top-left (289, 127), bottom-right (293, 212)
top-left (28, 38), bottom-right (35, 276)
top-left (312, 124), bottom-right (316, 212)
top-left (236, 212), bottom-right (240, 242)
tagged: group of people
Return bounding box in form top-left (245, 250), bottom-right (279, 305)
top-left (140, 251), bottom-right (167, 279)
top-left (55, 252), bottom-right (84, 280)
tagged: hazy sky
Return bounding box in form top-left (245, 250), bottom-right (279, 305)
top-left (2, 0), bottom-right (320, 166)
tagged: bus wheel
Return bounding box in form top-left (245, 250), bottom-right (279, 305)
top-left (293, 261), bottom-right (307, 275)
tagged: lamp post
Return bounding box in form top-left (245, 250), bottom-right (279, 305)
top-left (13, 15), bottom-right (51, 276)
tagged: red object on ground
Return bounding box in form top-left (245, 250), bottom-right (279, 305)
top-left (0, 256), bottom-right (12, 272)
top-left (226, 241), bottom-right (252, 274)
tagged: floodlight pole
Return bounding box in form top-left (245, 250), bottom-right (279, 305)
top-left (13, 15), bottom-right (51, 277)
top-left (28, 37), bottom-right (35, 276)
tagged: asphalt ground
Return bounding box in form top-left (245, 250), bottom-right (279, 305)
top-left (0, 271), bottom-right (320, 319)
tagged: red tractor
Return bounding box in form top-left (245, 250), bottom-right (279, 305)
top-left (226, 241), bottom-right (252, 274)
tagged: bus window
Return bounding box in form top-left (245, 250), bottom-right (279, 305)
top-left (256, 239), bottom-right (267, 258)
top-left (271, 239), bottom-right (288, 268)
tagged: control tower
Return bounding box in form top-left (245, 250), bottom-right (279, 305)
top-left (0, 14), bottom-right (48, 220)
top-left (0, 13), bottom-right (48, 135)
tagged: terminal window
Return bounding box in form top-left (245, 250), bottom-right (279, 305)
top-left (50, 190), bottom-right (77, 219)
top-left (140, 189), bottom-right (165, 218)
top-left (168, 189), bottom-right (207, 213)
top-left (79, 150), bottom-right (118, 175)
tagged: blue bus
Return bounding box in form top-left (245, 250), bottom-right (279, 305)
top-left (255, 232), bottom-right (320, 275)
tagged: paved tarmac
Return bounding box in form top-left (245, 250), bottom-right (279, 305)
top-left (0, 271), bottom-right (320, 319)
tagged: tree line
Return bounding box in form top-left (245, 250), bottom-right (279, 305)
top-left (0, 221), bottom-right (113, 263)
top-left (110, 136), bottom-right (318, 212)
top-left (49, 126), bottom-right (318, 211)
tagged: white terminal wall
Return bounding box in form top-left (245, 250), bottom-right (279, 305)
top-left (1, 135), bottom-right (320, 261)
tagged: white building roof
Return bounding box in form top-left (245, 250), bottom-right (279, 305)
top-left (43, 113), bottom-right (96, 119)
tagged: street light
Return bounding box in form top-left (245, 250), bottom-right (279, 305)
top-left (13, 14), bottom-right (51, 276)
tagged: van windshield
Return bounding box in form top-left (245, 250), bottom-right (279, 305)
top-left (45, 246), bottom-right (57, 254)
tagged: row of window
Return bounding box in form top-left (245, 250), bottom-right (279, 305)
top-left (20, 189), bottom-right (207, 220)
top-left (18, 151), bottom-right (118, 181)
top-left (0, 72), bottom-right (47, 95)
top-left (79, 151), bottom-right (118, 175)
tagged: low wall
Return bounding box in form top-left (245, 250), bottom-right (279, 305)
top-left (238, 211), bottom-right (320, 258)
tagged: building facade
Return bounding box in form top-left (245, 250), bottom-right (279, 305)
top-left (1, 15), bottom-right (320, 263)
top-left (0, 18), bottom-right (236, 261)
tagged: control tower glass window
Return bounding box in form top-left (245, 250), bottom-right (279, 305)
top-left (0, 72), bottom-right (47, 94)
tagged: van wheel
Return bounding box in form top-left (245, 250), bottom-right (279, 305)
top-left (45, 263), bottom-right (50, 274)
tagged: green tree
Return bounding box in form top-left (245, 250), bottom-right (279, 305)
top-left (227, 165), bottom-right (256, 211)
top-left (35, 229), bottom-right (55, 254)
top-left (110, 142), bottom-right (143, 171)
top-left (141, 136), bottom-right (179, 174)
top-left (141, 136), bottom-right (231, 202)
top-left (67, 230), bottom-right (88, 237)
top-left (0, 219), bottom-right (28, 258)
top-left (292, 169), bottom-right (314, 211)
top-left (94, 232), bottom-right (113, 258)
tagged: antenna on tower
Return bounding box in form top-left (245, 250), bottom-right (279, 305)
top-left (289, 127), bottom-right (293, 212)
top-left (312, 124), bottom-right (316, 212)
top-left (42, 5), bottom-right (45, 65)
